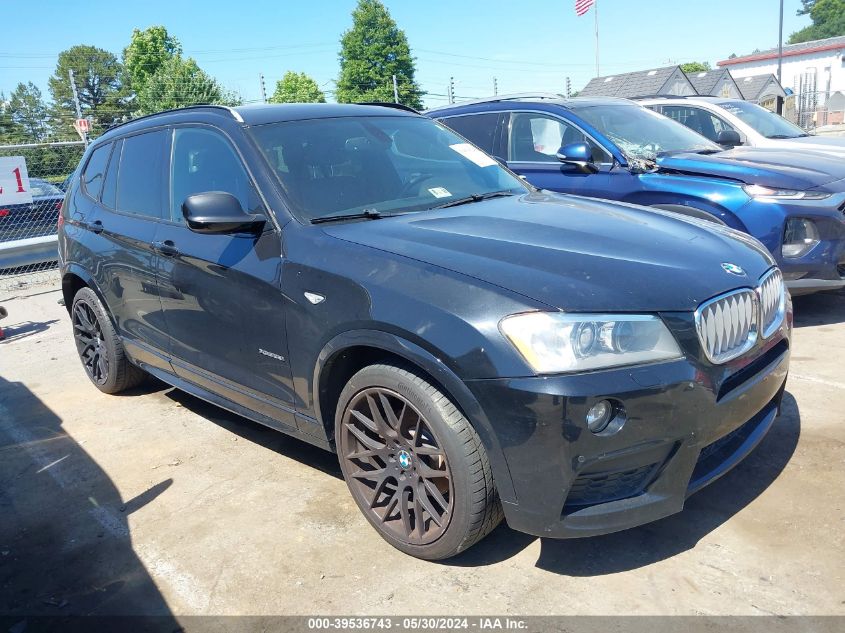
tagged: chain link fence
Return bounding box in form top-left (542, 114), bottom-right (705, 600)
top-left (759, 91), bottom-right (845, 134)
top-left (0, 141), bottom-right (85, 299)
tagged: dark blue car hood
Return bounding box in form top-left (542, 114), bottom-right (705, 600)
top-left (322, 192), bottom-right (775, 313)
top-left (656, 146), bottom-right (845, 190)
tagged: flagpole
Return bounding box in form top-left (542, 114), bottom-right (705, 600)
top-left (594, 0), bottom-right (600, 76)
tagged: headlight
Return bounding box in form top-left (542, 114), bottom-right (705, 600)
top-left (499, 312), bottom-right (682, 374)
top-left (743, 184), bottom-right (831, 201)
top-left (783, 217), bottom-right (820, 258)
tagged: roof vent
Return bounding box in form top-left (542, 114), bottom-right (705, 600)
top-left (744, 77), bottom-right (753, 82)
top-left (647, 70), bottom-right (658, 76)
top-left (697, 72), bottom-right (707, 77)
top-left (604, 77), bottom-right (615, 82)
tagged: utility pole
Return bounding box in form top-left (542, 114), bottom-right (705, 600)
top-left (448, 77), bottom-right (455, 104)
top-left (493, 77), bottom-right (498, 96)
top-left (566, 76), bottom-right (572, 98)
top-left (776, 0), bottom-right (784, 114)
top-left (594, 0), bottom-right (600, 77)
top-left (259, 73), bottom-right (267, 103)
top-left (68, 69), bottom-right (87, 147)
top-left (392, 74), bottom-right (399, 104)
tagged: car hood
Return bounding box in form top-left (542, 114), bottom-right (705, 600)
top-left (322, 192), bottom-right (775, 313)
top-left (767, 135), bottom-right (845, 157)
top-left (656, 146), bottom-right (845, 190)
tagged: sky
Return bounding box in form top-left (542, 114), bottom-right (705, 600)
top-left (0, 0), bottom-right (812, 109)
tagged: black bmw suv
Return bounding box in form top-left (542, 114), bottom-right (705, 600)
top-left (59, 103), bottom-right (791, 560)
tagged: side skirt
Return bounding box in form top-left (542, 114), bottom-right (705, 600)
top-left (139, 362), bottom-right (334, 453)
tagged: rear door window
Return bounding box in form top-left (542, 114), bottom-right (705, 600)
top-left (439, 113), bottom-right (499, 154)
top-left (116, 130), bottom-right (167, 218)
top-left (81, 142), bottom-right (112, 201)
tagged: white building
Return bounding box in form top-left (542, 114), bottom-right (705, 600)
top-left (718, 36), bottom-right (845, 126)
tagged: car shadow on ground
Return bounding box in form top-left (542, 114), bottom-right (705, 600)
top-left (793, 289), bottom-right (845, 327)
top-left (446, 392), bottom-right (801, 574)
top-left (0, 376), bottom-right (179, 623)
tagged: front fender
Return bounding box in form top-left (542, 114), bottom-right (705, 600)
top-left (313, 328), bottom-right (517, 504)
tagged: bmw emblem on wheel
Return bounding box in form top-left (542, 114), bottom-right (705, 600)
top-left (721, 262), bottom-right (745, 276)
top-left (397, 450), bottom-right (412, 470)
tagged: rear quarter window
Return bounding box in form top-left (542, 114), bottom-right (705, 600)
top-left (81, 142), bottom-right (112, 201)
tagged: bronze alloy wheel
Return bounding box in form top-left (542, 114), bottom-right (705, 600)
top-left (339, 387), bottom-right (454, 545)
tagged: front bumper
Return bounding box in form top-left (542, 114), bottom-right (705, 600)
top-left (466, 317), bottom-right (790, 539)
top-left (741, 196), bottom-right (845, 296)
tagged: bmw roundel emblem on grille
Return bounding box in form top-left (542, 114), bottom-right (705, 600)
top-left (721, 262), bottom-right (745, 276)
top-left (397, 450), bottom-right (412, 470)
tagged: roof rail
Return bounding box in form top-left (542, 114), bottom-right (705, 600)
top-left (356, 101), bottom-right (420, 114)
top-left (106, 104), bottom-right (243, 134)
top-left (426, 92), bottom-right (565, 112)
top-left (633, 94), bottom-right (698, 100)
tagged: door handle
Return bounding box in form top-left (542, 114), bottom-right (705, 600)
top-left (86, 220), bottom-right (104, 234)
top-left (152, 240), bottom-right (180, 257)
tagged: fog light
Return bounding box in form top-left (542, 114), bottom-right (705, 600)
top-left (783, 218), bottom-right (819, 258)
top-left (586, 400), bottom-right (613, 433)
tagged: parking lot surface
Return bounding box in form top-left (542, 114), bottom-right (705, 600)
top-left (1, 283), bottom-right (844, 617)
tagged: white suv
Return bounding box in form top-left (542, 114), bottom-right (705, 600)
top-left (638, 96), bottom-right (845, 157)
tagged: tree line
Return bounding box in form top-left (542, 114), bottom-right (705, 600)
top-left (0, 0), bottom-right (423, 147)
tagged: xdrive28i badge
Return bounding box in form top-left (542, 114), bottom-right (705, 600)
top-left (721, 262), bottom-right (745, 276)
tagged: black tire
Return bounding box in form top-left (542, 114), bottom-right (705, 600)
top-left (335, 363), bottom-right (502, 560)
top-left (71, 287), bottom-right (146, 394)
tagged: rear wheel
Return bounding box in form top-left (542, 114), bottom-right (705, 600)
top-left (71, 287), bottom-right (146, 394)
top-left (336, 363), bottom-right (502, 560)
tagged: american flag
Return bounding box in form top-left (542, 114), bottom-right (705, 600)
top-left (575, 0), bottom-right (595, 16)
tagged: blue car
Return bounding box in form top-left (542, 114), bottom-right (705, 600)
top-left (429, 95), bottom-right (845, 296)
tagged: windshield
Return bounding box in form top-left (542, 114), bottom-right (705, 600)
top-left (718, 100), bottom-right (808, 139)
top-left (568, 103), bottom-right (720, 161)
top-left (30, 179), bottom-right (63, 197)
top-left (249, 115), bottom-right (526, 222)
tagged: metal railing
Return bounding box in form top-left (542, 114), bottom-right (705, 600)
top-left (0, 141), bottom-right (85, 296)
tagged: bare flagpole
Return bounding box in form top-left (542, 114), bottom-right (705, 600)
top-left (594, 0), bottom-right (600, 76)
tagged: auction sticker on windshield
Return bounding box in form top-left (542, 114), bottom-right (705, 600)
top-left (428, 187), bottom-right (452, 198)
top-left (0, 156), bottom-right (33, 206)
top-left (449, 143), bottom-right (497, 168)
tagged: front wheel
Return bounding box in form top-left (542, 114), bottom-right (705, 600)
top-left (335, 363), bottom-right (502, 560)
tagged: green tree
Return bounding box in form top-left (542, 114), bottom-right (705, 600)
top-left (789, 0), bottom-right (845, 43)
top-left (270, 71), bottom-right (326, 103)
top-left (8, 82), bottom-right (49, 142)
top-left (136, 56), bottom-right (239, 115)
top-left (0, 93), bottom-right (14, 143)
top-left (797, 0), bottom-right (816, 15)
top-left (124, 26), bottom-right (182, 91)
top-left (680, 61), bottom-right (712, 73)
top-left (336, 0), bottom-right (423, 108)
top-left (48, 45), bottom-right (129, 137)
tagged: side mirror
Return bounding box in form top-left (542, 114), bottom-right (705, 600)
top-left (556, 142), bottom-right (598, 173)
top-left (182, 192), bottom-right (266, 234)
top-left (716, 129), bottom-right (742, 148)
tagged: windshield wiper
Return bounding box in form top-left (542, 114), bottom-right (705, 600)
top-left (766, 134), bottom-right (806, 139)
top-left (311, 209), bottom-right (384, 224)
top-left (431, 190), bottom-right (515, 210)
top-left (693, 148), bottom-right (723, 155)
